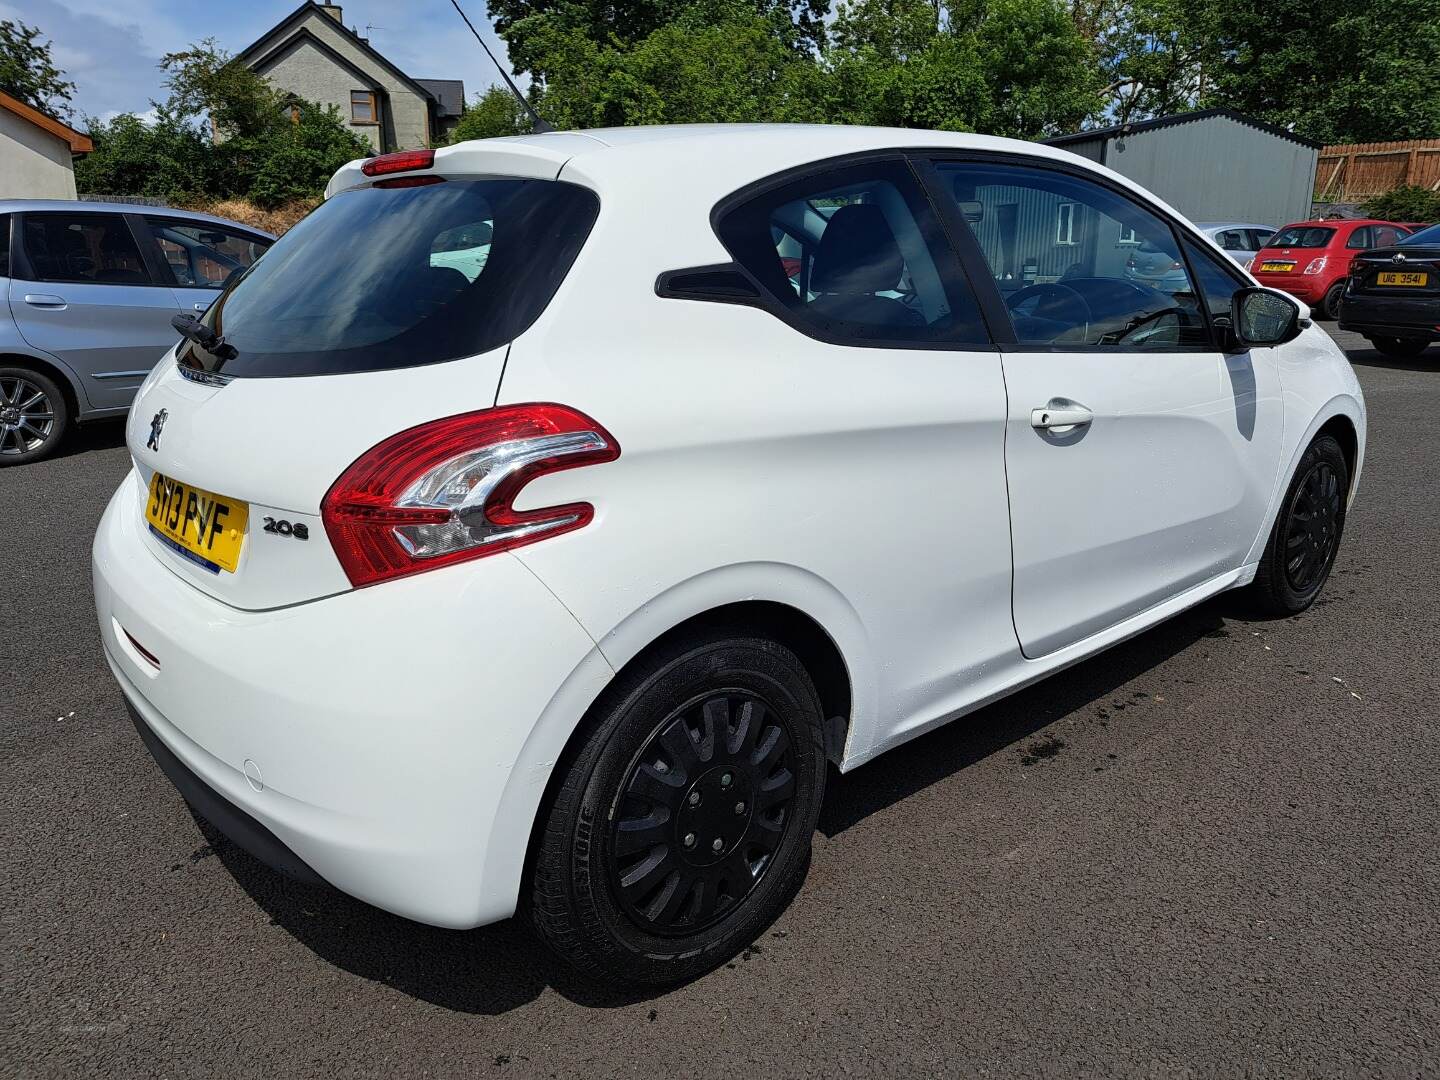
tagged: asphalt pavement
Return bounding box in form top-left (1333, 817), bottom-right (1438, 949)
top-left (3, 327), bottom-right (1437, 1078)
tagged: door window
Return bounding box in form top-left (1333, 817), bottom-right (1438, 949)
top-left (1346, 227), bottom-right (1373, 249)
top-left (19, 213), bottom-right (150, 285)
top-left (715, 159), bottom-right (987, 345)
top-left (1248, 229), bottom-right (1274, 250)
top-left (1217, 229), bottom-right (1248, 251)
top-left (934, 161), bottom-right (1210, 348)
top-left (1372, 225), bottom-right (1407, 247)
top-left (144, 218), bottom-right (271, 288)
top-left (0, 213), bottom-right (10, 277)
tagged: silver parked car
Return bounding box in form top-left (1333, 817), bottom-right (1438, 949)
top-left (1, 200), bottom-right (273, 465)
top-left (1123, 220), bottom-right (1276, 291)
top-left (1194, 221), bottom-right (1276, 266)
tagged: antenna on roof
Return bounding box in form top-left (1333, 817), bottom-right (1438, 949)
top-left (446, 0), bottom-right (553, 134)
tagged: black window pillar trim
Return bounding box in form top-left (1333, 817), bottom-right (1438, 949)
top-left (905, 154), bottom-right (1018, 346)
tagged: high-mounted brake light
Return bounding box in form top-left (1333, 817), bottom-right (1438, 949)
top-left (361, 149), bottom-right (435, 177)
top-left (321, 405), bottom-right (620, 587)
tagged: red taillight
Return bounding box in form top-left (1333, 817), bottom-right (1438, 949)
top-left (321, 404), bottom-right (620, 587)
top-left (361, 149), bottom-right (435, 177)
top-left (1303, 256), bottom-right (1329, 276)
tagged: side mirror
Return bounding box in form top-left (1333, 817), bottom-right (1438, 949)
top-left (1229, 286), bottom-right (1304, 348)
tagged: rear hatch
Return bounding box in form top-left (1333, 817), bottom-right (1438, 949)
top-left (124, 166), bottom-right (599, 611)
top-left (1253, 224), bottom-right (1336, 274)
top-left (1347, 244), bottom-right (1440, 299)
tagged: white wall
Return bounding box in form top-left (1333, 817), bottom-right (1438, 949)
top-left (0, 110), bottom-right (78, 199)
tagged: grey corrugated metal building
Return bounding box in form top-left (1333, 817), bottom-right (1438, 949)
top-left (1046, 109), bottom-right (1320, 227)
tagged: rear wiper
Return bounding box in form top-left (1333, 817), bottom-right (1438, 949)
top-left (170, 313), bottom-right (236, 360)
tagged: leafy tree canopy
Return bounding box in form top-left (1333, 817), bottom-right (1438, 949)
top-left (0, 19), bottom-right (76, 117)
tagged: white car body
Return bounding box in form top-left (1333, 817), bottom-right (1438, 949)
top-left (93, 125), bottom-right (1366, 931)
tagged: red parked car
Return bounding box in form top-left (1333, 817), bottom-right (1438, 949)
top-left (1249, 218), bottom-right (1412, 319)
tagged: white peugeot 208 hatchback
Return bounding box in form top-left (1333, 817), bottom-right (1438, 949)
top-left (93, 125), bottom-right (1365, 985)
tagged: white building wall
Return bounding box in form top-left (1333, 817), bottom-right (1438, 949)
top-left (0, 110), bottom-right (78, 199)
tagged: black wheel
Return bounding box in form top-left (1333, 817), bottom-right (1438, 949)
top-left (1320, 282), bottom-right (1345, 320)
top-left (1367, 336), bottom-right (1429, 359)
top-left (529, 630), bottom-right (827, 985)
top-left (0, 367), bottom-right (69, 466)
top-left (1251, 435), bottom-right (1349, 615)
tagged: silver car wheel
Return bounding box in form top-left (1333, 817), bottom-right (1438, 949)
top-left (0, 376), bottom-right (57, 456)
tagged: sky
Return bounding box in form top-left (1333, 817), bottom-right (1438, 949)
top-left (1, 0), bottom-right (519, 124)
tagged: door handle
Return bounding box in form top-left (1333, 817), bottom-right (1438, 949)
top-left (1031, 399), bottom-right (1093, 434)
top-left (23, 293), bottom-right (66, 309)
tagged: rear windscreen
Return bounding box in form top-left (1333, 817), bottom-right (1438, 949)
top-left (1268, 226), bottom-right (1334, 249)
top-left (179, 178), bottom-right (599, 378)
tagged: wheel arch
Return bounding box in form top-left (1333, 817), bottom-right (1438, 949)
top-left (477, 566), bottom-right (872, 925)
top-left (0, 350), bottom-right (85, 423)
top-left (1243, 395), bottom-right (1365, 567)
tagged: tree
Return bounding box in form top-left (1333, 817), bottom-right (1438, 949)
top-left (1361, 186), bottom-right (1440, 226)
top-left (446, 86), bottom-right (532, 142)
top-left (822, 0), bottom-right (1106, 138)
top-left (73, 107), bottom-right (215, 201)
top-left (0, 19), bottom-right (76, 117)
top-left (1198, 0), bottom-right (1440, 143)
top-left (160, 38), bottom-right (287, 138)
top-left (487, 0), bottom-right (831, 79)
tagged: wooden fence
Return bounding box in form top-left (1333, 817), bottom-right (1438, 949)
top-left (1315, 139), bottom-right (1440, 200)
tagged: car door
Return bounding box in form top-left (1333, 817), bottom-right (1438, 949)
top-left (925, 156), bottom-right (1285, 657)
top-left (137, 216), bottom-right (271, 317)
top-left (9, 211), bottom-right (182, 413)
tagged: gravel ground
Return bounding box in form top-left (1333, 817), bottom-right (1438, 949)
top-left (3, 327), bottom-right (1437, 1078)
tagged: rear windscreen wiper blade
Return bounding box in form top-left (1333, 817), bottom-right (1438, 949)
top-left (171, 313), bottom-right (236, 360)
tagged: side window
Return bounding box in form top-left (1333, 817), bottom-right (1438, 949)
top-left (143, 218), bottom-right (270, 289)
top-left (934, 160), bottom-right (1209, 348)
top-left (0, 214), bottom-right (10, 277)
top-left (1346, 227), bottom-right (1372, 250)
top-left (715, 159), bottom-right (987, 345)
top-left (1218, 229), bottom-right (1247, 251)
top-left (1249, 229), bottom-right (1274, 250)
top-left (19, 213), bottom-right (150, 285)
top-left (1182, 237), bottom-right (1244, 325)
top-left (1373, 225), bottom-right (1405, 247)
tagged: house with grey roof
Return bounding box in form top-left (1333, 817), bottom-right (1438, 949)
top-left (236, 1), bottom-right (464, 152)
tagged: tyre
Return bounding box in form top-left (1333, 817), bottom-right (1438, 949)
top-left (1320, 282), bottom-right (1345, 320)
top-left (1251, 434), bottom-right (1349, 615)
top-left (1367, 335), bottom-right (1429, 359)
top-left (529, 629), bottom-right (827, 985)
top-left (0, 367), bottom-right (69, 466)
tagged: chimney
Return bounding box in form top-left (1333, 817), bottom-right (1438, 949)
top-left (321, 2), bottom-right (343, 22)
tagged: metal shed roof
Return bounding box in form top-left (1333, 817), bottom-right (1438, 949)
top-left (1047, 108), bottom-right (1322, 151)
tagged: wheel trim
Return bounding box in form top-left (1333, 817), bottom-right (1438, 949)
top-left (0, 377), bottom-right (56, 456)
top-left (609, 691), bottom-right (797, 936)
top-left (1283, 460), bottom-right (1341, 592)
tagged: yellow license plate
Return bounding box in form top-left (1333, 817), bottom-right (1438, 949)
top-left (1377, 271), bottom-right (1428, 286)
top-left (1259, 261), bottom-right (1295, 272)
top-left (145, 471), bottom-right (248, 573)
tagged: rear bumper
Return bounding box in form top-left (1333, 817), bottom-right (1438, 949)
top-left (1339, 295), bottom-right (1440, 340)
top-left (94, 469), bottom-right (609, 929)
top-left (1252, 275), bottom-right (1327, 304)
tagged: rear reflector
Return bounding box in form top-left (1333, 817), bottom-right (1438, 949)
top-left (361, 149), bottom-right (435, 177)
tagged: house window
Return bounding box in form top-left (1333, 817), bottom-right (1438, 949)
top-left (350, 91), bottom-right (378, 124)
top-left (1117, 223), bottom-right (1139, 245)
top-left (1056, 202), bottom-right (1077, 246)
top-left (289, 104), bottom-right (302, 125)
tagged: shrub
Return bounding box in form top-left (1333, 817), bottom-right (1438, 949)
top-left (1361, 185), bottom-right (1440, 224)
